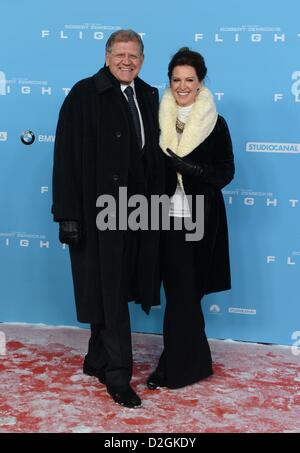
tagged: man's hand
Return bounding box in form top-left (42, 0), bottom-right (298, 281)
top-left (59, 221), bottom-right (80, 246)
top-left (166, 148), bottom-right (206, 176)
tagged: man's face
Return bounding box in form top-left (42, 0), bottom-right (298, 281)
top-left (105, 40), bottom-right (144, 84)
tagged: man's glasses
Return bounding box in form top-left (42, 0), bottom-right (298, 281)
top-left (110, 53), bottom-right (141, 62)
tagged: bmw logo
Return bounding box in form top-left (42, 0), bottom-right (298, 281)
top-left (21, 130), bottom-right (35, 145)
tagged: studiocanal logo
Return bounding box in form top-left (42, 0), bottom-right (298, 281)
top-left (20, 130), bottom-right (35, 145)
top-left (246, 142), bottom-right (300, 153)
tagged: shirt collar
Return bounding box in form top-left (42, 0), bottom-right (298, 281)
top-left (121, 80), bottom-right (136, 96)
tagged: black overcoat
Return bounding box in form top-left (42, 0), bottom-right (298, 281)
top-left (164, 115), bottom-right (234, 295)
top-left (52, 68), bottom-right (164, 323)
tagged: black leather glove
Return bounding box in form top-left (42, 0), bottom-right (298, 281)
top-left (59, 220), bottom-right (80, 246)
top-left (167, 148), bottom-right (206, 176)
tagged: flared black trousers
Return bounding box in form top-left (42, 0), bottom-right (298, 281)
top-left (157, 220), bottom-right (213, 388)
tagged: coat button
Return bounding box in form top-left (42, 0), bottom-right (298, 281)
top-left (112, 174), bottom-right (119, 181)
top-left (115, 131), bottom-right (122, 138)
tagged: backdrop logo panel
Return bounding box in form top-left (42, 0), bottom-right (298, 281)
top-left (223, 188), bottom-right (299, 209)
top-left (267, 251), bottom-right (300, 266)
top-left (228, 308), bottom-right (257, 315)
top-left (291, 71), bottom-right (300, 102)
top-left (0, 0), bottom-right (299, 345)
top-left (38, 134), bottom-right (55, 143)
top-left (0, 232), bottom-right (50, 249)
top-left (291, 332), bottom-right (300, 356)
top-left (0, 332), bottom-right (6, 356)
top-left (40, 23), bottom-right (122, 41)
top-left (193, 24), bottom-right (296, 44)
top-left (0, 71), bottom-right (6, 95)
top-left (274, 71), bottom-right (300, 102)
top-left (20, 130), bottom-right (35, 145)
top-left (0, 73), bottom-right (52, 96)
top-left (209, 304), bottom-right (221, 315)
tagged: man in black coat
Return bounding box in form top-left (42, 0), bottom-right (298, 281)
top-left (52, 30), bottom-right (164, 408)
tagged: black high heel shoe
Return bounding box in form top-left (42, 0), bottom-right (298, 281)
top-left (146, 370), bottom-right (165, 390)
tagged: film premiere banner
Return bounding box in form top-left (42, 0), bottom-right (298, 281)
top-left (0, 0), bottom-right (299, 347)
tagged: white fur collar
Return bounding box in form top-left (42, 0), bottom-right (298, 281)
top-left (159, 86), bottom-right (218, 157)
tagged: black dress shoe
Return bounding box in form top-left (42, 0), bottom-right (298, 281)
top-left (83, 360), bottom-right (106, 385)
top-left (146, 370), bottom-right (165, 390)
top-left (107, 384), bottom-right (142, 408)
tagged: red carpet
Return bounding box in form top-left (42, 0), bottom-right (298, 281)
top-left (0, 324), bottom-right (299, 433)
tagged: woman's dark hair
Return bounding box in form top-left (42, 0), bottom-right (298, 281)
top-left (168, 47), bottom-right (207, 82)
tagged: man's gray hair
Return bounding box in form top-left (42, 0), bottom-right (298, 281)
top-left (105, 29), bottom-right (144, 55)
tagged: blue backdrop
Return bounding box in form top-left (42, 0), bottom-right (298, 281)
top-left (0, 0), bottom-right (299, 346)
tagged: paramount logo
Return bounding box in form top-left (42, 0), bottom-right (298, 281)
top-left (209, 304), bottom-right (221, 314)
top-left (246, 142), bottom-right (300, 153)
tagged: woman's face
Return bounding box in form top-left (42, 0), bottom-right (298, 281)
top-left (170, 65), bottom-right (201, 107)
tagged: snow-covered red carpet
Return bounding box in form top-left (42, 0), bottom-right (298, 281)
top-left (0, 324), bottom-right (299, 433)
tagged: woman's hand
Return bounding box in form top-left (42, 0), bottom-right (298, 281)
top-left (166, 148), bottom-right (206, 176)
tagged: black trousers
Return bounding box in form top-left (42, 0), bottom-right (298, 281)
top-left (85, 231), bottom-right (138, 389)
top-left (157, 218), bottom-right (213, 389)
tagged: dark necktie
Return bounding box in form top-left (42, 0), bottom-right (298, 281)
top-left (124, 85), bottom-right (142, 149)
